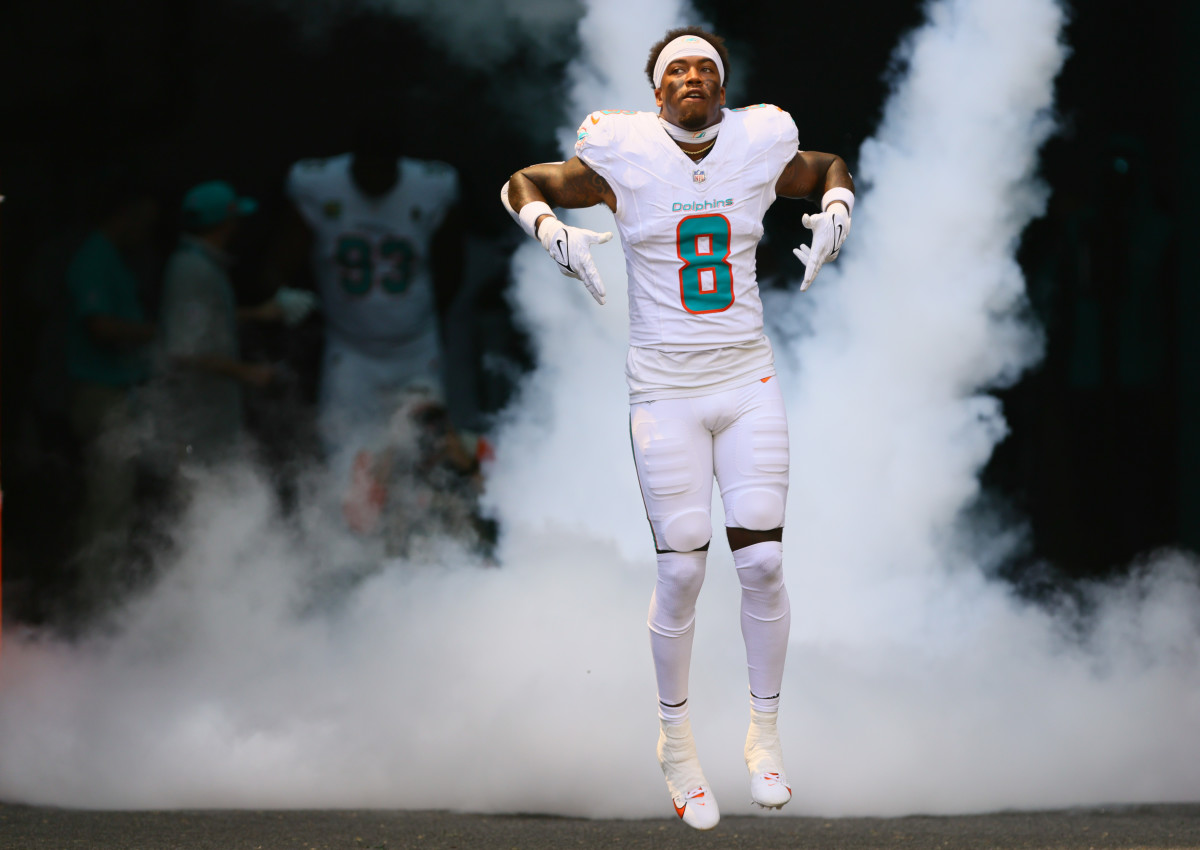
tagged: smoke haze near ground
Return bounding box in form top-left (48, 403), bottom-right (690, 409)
top-left (1, 0), bottom-right (1198, 820)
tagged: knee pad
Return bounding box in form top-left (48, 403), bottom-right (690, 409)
top-left (733, 541), bottom-right (787, 620)
top-left (649, 549), bottom-right (707, 636)
top-left (660, 508), bottom-right (712, 553)
top-left (727, 487), bottom-right (786, 532)
top-left (733, 541), bottom-right (784, 591)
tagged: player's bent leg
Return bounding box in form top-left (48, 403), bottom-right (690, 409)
top-left (648, 548), bottom-right (708, 719)
top-left (658, 717), bottom-right (720, 830)
top-left (630, 399), bottom-right (720, 826)
top-left (728, 530), bottom-right (790, 704)
top-left (649, 548), bottom-right (719, 828)
top-left (712, 380), bottom-right (794, 807)
top-left (727, 529), bottom-right (793, 808)
top-left (648, 543), bottom-right (715, 827)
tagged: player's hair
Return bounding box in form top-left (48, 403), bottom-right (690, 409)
top-left (644, 26), bottom-right (731, 89)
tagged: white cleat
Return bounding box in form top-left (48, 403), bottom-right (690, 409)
top-left (745, 708), bottom-right (792, 809)
top-left (658, 718), bottom-right (720, 830)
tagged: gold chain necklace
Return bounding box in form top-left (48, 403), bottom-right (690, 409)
top-left (684, 138), bottom-right (717, 157)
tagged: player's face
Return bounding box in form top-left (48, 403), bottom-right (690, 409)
top-left (655, 55), bottom-right (725, 129)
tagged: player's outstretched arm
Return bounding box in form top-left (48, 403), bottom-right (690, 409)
top-left (777, 151), bottom-right (856, 291)
top-left (501, 159), bottom-right (616, 305)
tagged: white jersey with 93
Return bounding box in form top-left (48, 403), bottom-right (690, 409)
top-left (574, 105), bottom-right (798, 401)
top-left (286, 153), bottom-right (458, 358)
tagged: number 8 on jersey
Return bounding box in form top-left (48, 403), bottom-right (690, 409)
top-left (677, 214), bottom-right (734, 314)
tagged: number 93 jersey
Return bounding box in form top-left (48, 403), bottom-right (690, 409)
top-left (574, 105), bottom-right (798, 349)
top-left (287, 153), bottom-right (459, 354)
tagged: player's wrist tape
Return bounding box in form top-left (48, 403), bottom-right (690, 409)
top-left (499, 182), bottom-right (555, 239)
top-left (821, 187), bottom-right (854, 216)
top-left (519, 201), bottom-right (556, 240)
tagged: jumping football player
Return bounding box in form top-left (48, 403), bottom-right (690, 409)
top-left (501, 27), bottom-right (854, 829)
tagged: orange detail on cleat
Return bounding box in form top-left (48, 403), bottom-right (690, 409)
top-left (760, 376), bottom-right (772, 383)
top-left (674, 788), bottom-right (707, 819)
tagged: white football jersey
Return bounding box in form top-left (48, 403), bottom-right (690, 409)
top-left (574, 105), bottom-right (798, 350)
top-left (287, 153), bottom-right (459, 355)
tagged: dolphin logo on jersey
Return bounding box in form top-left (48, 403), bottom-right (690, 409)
top-left (576, 116), bottom-right (596, 154)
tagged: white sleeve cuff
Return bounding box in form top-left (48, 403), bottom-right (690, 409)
top-left (821, 186), bottom-right (855, 216)
top-left (517, 201), bottom-right (555, 240)
top-left (500, 181), bottom-right (518, 218)
top-left (500, 182), bottom-right (555, 240)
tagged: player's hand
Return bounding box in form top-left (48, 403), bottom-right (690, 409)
top-left (274, 287), bottom-right (319, 326)
top-left (537, 217), bottom-right (613, 305)
top-left (793, 203), bottom-right (851, 291)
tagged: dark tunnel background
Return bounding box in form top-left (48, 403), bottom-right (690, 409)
top-left (1, 0), bottom-right (1197, 624)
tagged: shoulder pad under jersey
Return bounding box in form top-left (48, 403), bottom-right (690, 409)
top-left (730, 103), bottom-right (795, 130)
top-left (286, 156), bottom-right (337, 199)
top-left (294, 156), bottom-right (333, 171)
top-left (413, 159), bottom-right (459, 188)
top-left (288, 157), bottom-right (337, 183)
top-left (410, 158), bottom-right (460, 205)
top-left (730, 104), bottom-right (798, 153)
top-left (417, 159), bottom-right (457, 178)
top-left (574, 109), bottom-right (641, 157)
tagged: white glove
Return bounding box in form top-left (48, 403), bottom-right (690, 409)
top-left (274, 287), bottom-right (319, 326)
top-left (793, 202), bottom-right (851, 291)
top-left (537, 216), bottom-right (613, 306)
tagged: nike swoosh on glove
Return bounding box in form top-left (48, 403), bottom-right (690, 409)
top-left (537, 217), bottom-right (613, 305)
top-left (793, 204), bottom-right (851, 291)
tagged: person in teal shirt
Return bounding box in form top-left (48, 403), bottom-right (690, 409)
top-left (64, 183), bottom-right (158, 617)
top-left (66, 229), bottom-right (154, 387)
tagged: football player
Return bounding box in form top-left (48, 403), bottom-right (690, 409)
top-left (501, 26), bottom-right (854, 830)
top-left (273, 121), bottom-right (466, 531)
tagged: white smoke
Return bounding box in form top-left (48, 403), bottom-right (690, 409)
top-left (2, 0), bottom-right (1199, 820)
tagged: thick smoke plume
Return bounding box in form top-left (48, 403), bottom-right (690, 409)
top-left (1, 0), bottom-right (1198, 819)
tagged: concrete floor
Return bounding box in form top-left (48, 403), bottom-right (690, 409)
top-left (2, 802), bottom-right (1198, 849)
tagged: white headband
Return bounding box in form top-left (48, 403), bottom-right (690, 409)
top-left (652, 35), bottom-right (725, 90)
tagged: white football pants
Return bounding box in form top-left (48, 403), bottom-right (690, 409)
top-left (318, 331), bottom-right (444, 489)
top-left (630, 378), bottom-right (792, 718)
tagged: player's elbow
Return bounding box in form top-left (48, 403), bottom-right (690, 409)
top-left (507, 168), bottom-right (553, 212)
top-left (510, 167), bottom-right (536, 189)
